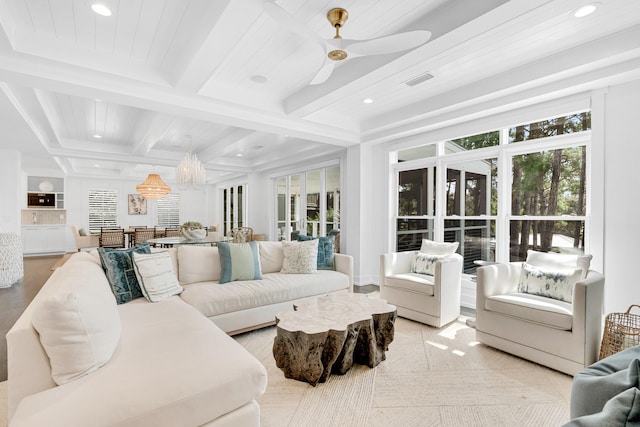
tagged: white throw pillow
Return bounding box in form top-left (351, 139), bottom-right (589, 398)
top-left (525, 250), bottom-right (592, 279)
top-left (419, 239), bottom-right (459, 256)
top-left (280, 239), bottom-right (318, 274)
top-left (258, 240), bottom-right (285, 273)
top-left (31, 283), bottom-right (121, 385)
top-left (132, 251), bottom-right (183, 302)
top-left (177, 245), bottom-right (220, 284)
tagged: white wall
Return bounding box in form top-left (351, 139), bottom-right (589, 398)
top-left (603, 78), bottom-right (640, 313)
top-left (0, 149), bottom-right (21, 234)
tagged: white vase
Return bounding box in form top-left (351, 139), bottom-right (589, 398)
top-left (181, 228), bottom-right (206, 240)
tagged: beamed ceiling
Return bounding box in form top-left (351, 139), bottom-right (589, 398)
top-left (0, 0), bottom-right (638, 183)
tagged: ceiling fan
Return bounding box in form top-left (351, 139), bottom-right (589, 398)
top-left (263, 2), bottom-right (432, 85)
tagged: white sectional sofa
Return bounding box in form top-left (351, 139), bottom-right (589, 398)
top-left (7, 240), bottom-right (353, 427)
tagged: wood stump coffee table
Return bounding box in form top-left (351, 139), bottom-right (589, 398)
top-left (273, 293), bottom-right (397, 386)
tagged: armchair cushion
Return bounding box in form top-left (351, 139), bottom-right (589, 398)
top-left (385, 273), bottom-right (435, 295)
top-left (518, 262), bottom-right (582, 303)
top-left (485, 293), bottom-right (573, 330)
top-left (526, 250), bottom-right (592, 279)
top-left (419, 239), bottom-right (459, 256)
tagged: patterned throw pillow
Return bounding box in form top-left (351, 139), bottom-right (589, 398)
top-left (97, 244), bottom-right (151, 304)
top-left (518, 262), bottom-right (582, 303)
top-left (411, 252), bottom-right (445, 276)
top-left (297, 235), bottom-right (335, 270)
top-left (217, 241), bottom-right (262, 284)
top-left (132, 251), bottom-right (183, 302)
top-left (281, 239), bottom-right (319, 274)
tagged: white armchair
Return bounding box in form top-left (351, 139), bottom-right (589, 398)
top-left (380, 250), bottom-right (463, 328)
top-left (70, 225), bottom-right (99, 252)
top-left (475, 257), bottom-right (604, 376)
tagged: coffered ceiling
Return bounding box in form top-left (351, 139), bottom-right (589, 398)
top-left (0, 0), bottom-right (638, 183)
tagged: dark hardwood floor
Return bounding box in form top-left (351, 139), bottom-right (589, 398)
top-left (0, 254), bottom-right (62, 382)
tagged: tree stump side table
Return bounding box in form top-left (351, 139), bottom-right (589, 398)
top-left (273, 293), bottom-right (397, 386)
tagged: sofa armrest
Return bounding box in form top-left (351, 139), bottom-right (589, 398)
top-left (334, 253), bottom-right (353, 292)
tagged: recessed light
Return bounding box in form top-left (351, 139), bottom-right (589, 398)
top-left (237, 153), bottom-right (243, 157)
top-left (93, 134), bottom-right (102, 139)
top-left (250, 75), bottom-right (268, 84)
top-left (362, 98), bottom-right (373, 104)
top-left (91, 3), bottom-right (112, 17)
top-left (573, 3), bottom-right (599, 18)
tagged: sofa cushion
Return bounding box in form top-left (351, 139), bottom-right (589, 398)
top-left (132, 251), bottom-right (183, 302)
top-left (217, 241), bottom-right (262, 284)
top-left (281, 239), bottom-right (318, 274)
top-left (11, 297), bottom-right (268, 427)
top-left (180, 270), bottom-right (350, 317)
top-left (411, 252), bottom-right (445, 275)
top-left (485, 293), bottom-right (573, 330)
top-left (518, 262), bottom-right (582, 303)
top-left (385, 273), bottom-right (435, 296)
top-left (419, 239), bottom-right (459, 256)
top-left (97, 244), bottom-right (152, 304)
top-left (297, 235), bottom-right (335, 270)
top-left (526, 250), bottom-right (592, 279)
top-left (177, 245), bottom-right (220, 285)
top-left (563, 387), bottom-right (640, 426)
top-left (258, 241), bottom-right (284, 273)
top-left (31, 280), bottom-right (121, 385)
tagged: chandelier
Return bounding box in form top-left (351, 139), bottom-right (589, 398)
top-left (136, 173), bottom-right (171, 200)
top-left (176, 136), bottom-right (206, 187)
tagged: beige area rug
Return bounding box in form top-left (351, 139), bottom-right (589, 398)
top-left (234, 315), bottom-right (573, 427)
top-left (0, 316), bottom-right (572, 427)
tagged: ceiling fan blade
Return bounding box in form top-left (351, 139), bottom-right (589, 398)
top-left (263, 2), bottom-right (325, 48)
top-left (345, 30), bottom-right (431, 56)
top-left (309, 58), bottom-right (335, 85)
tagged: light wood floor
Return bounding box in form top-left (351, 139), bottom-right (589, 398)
top-left (0, 254), bottom-right (63, 381)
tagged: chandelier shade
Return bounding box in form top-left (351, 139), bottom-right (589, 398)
top-left (176, 149), bottom-right (205, 187)
top-left (136, 173), bottom-right (171, 200)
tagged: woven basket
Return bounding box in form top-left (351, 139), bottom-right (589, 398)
top-left (599, 305), bottom-right (640, 360)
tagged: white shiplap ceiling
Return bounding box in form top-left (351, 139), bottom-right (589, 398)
top-left (0, 0), bottom-right (638, 183)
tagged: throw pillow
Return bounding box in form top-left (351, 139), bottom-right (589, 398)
top-left (217, 241), bottom-right (262, 284)
top-left (257, 240), bottom-right (285, 274)
top-left (518, 262), bottom-right (582, 303)
top-left (31, 282), bottom-right (121, 385)
top-left (297, 235), bottom-right (335, 270)
top-left (132, 251), bottom-right (183, 302)
top-left (411, 252), bottom-right (445, 276)
top-left (281, 239), bottom-right (318, 274)
top-left (78, 228), bottom-right (87, 236)
top-left (563, 387), bottom-right (640, 426)
top-left (526, 249), bottom-right (592, 279)
top-left (419, 239), bottom-right (459, 256)
top-left (97, 244), bottom-right (151, 304)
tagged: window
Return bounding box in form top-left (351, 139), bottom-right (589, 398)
top-left (157, 193), bottom-right (180, 228)
top-left (393, 110), bottom-right (592, 271)
top-left (222, 184), bottom-right (247, 236)
top-left (275, 165), bottom-right (341, 241)
top-left (88, 189), bottom-right (117, 233)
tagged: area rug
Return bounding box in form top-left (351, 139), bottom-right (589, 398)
top-left (234, 314), bottom-right (573, 427)
top-left (0, 315), bottom-right (572, 426)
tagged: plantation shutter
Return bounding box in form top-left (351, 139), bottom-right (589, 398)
top-left (88, 189), bottom-right (118, 233)
top-left (157, 193), bottom-right (180, 228)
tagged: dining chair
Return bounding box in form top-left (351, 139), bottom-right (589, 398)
top-left (133, 228), bottom-right (156, 247)
top-left (99, 228), bottom-right (125, 249)
top-left (164, 228), bottom-right (181, 237)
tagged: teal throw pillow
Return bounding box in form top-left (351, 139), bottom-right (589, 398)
top-left (97, 244), bottom-right (151, 304)
top-left (217, 241), bottom-right (262, 284)
top-left (563, 387), bottom-right (640, 426)
top-left (297, 235), bottom-right (335, 270)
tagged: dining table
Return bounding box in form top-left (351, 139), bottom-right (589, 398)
top-left (146, 235), bottom-right (221, 248)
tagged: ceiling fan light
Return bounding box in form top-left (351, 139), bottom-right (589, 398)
top-left (136, 173), bottom-right (171, 200)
